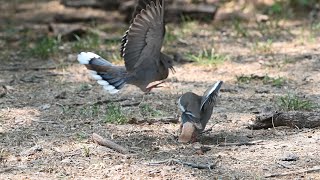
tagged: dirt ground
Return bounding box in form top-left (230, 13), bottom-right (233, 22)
top-left (1, 1), bottom-right (320, 179)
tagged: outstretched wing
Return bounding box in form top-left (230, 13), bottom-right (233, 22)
top-left (131, 0), bottom-right (162, 24)
top-left (120, 0), bottom-right (165, 57)
top-left (200, 81), bottom-right (223, 111)
top-left (121, 0), bottom-right (165, 73)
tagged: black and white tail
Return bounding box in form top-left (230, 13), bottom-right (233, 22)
top-left (77, 52), bottom-right (127, 94)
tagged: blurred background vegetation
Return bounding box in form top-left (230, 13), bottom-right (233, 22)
top-left (0, 0), bottom-right (319, 65)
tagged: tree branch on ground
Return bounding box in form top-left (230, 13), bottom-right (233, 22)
top-left (218, 140), bottom-right (264, 147)
top-left (146, 158), bottom-right (215, 169)
top-left (248, 111), bottom-right (320, 130)
top-left (92, 133), bottom-right (130, 154)
top-left (264, 166), bottom-right (320, 178)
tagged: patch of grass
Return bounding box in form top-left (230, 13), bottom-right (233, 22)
top-left (263, 0), bottom-right (316, 19)
top-left (80, 104), bottom-right (100, 118)
top-left (262, 76), bottom-right (286, 87)
top-left (139, 104), bottom-right (163, 118)
top-left (164, 30), bottom-right (178, 45)
top-left (311, 22), bottom-right (320, 31)
top-left (104, 103), bottom-right (127, 124)
top-left (78, 83), bottom-right (92, 92)
top-left (287, 0), bottom-right (318, 9)
top-left (187, 48), bottom-right (227, 66)
top-left (82, 145), bottom-right (90, 157)
top-left (76, 132), bottom-right (88, 141)
top-left (252, 39), bottom-right (273, 54)
top-left (58, 104), bottom-right (73, 115)
top-left (233, 20), bottom-right (248, 37)
top-left (236, 75), bottom-right (255, 84)
top-left (181, 20), bottom-right (199, 35)
top-left (0, 149), bottom-right (8, 165)
top-left (236, 74), bottom-right (285, 87)
top-left (278, 94), bottom-right (316, 111)
top-left (109, 50), bottom-right (122, 63)
top-left (181, 14), bottom-right (193, 25)
top-left (72, 33), bottom-right (101, 52)
top-left (283, 57), bottom-right (297, 64)
top-left (267, 1), bottom-right (283, 16)
top-left (29, 36), bottom-right (60, 58)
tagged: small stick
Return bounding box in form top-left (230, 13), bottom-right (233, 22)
top-left (0, 66), bottom-right (57, 71)
top-left (200, 126), bottom-right (213, 134)
top-left (218, 140), bottom-right (264, 147)
top-left (57, 98), bottom-right (130, 107)
top-left (129, 117), bottom-right (179, 124)
top-left (121, 102), bottom-right (140, 107)
top-left (264, 166), bottom-right (320, 178)
top-left (276, 161), bottom-right (291, 169)
top-left (92, 133), bottom-right (129, 154)
top-left (146, 158), bottom-right (215, 170)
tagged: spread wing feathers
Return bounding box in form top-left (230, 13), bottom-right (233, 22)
top-left (120, 0), bottom-right (155, 57)
top-left (120, 30), bottom-right (129, 57)
top-left (123, 0), bottom-right (165, 73)
top-left (130, 0), bottom-right (164, 24)
top-left (200, 81), bottom-right (223, 111)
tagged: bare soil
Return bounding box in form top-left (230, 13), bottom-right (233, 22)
top-left (0, 1), bottom-right (320, 179)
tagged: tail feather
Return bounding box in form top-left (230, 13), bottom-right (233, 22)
top-left (77, 52), bottom-right (127, 94)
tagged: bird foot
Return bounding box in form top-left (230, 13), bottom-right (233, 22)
top-left (145, 81), bottom-right (165, 92)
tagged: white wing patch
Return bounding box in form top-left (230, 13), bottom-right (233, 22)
top-left (200, 81), bottom-right (223, 110)
top-left (178, 96), bottom-right (185, 112)
top-left (205, 81), bottom-right (222, 99)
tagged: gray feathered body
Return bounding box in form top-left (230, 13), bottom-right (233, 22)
top-left (77, 0), bottom-right (174, 94)
top-left (178, 81), bottom-right (223, 132)
top-left (179, 93), bottom-right (214, 132)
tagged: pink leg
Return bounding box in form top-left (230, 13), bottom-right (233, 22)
top-left (146, 81), bottom-right (165, 92)
top-left (190, 132), bottom-right (199, 143)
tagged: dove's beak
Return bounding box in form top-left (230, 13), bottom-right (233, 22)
top-left (170, 67), bottom-right (176, 74)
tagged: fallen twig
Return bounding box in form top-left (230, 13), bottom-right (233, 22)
top-left (128, 117), bottom-right (179, 124)
top-left (218, 140), bottom-right (264, 147)
top-left (92, 133), bottom-right (129, 154)
top-left (276, 161), bottom-right (291, 169)
top-left (56, 98), bottom-right (131, 107)
top-left (20, 145), bottom-right (43, 156)
top-left (121, 102), bottom-right (141, 107)
top-left (146, 158), bottom-right (215, 169)
top-left (0, 66), bottom-right (57, 71)
top-left (200, 126), bottom-right (213, 134)
top-left (264, 166), bottom-right (320, 178)
top-left (0, 167), bottom-right (15, 174)
top-left (0, 166), bottom-right (28, 174)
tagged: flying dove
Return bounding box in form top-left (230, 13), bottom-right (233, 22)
top-left (178, 81), bottom-right (223, 143)
top-left (77, 0), bottom-right (174, 94)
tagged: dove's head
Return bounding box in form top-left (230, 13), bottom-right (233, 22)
top-left (160, 53), bottom-right (175, 74)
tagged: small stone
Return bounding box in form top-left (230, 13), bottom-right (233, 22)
top-left (39, 104), bottom-right (51, 111)
top-left (279, 152), bottom-right (299, 161)
top-left (20, 145), bottom-right (43, 156)
top-left (61, 158), bottom-right (72, 163)
top-left (55, 91), bottom-right (67, 99)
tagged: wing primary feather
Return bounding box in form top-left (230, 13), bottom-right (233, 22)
top-left (200, 81), bottom-right (223, 110)
top-left (161, 0), bottom-right (164, 22)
